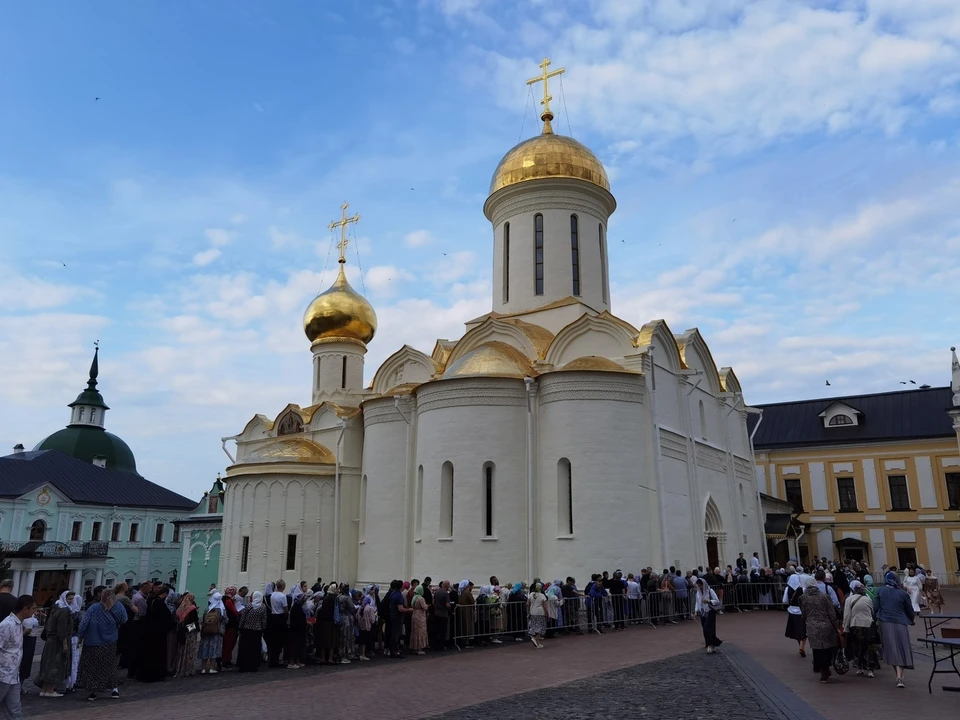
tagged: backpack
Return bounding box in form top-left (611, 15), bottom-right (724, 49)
top-left (201, 608), bottom-right (222, 636)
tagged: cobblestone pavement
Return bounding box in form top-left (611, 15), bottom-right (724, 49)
top-left (432, 649), bottom-right (808, 720)
top-left (24, 610), bottom-right (960, 720)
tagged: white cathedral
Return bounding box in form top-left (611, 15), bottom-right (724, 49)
top-left (218, 62), bottom-right (763, 590)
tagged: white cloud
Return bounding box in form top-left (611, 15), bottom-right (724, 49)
top-left (0, 268), bottom-right (99, 311)
top-left (364, 265), bottom-right (415, 296)
top-left (253, 102), bottom-right (264, 113)
top-left (403, 229), bottom-right (433, 247)
top-left (204, 228), bottom-right (233, 247)
top-left (192, 248), bottom-right (222, 266)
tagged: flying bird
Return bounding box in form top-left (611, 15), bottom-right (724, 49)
top-left (95, 97), bottom-right (99, 101)
top-left (825, 380), bottom-right (831, 386)
top-left (61, 261), bottom-right (67, 267)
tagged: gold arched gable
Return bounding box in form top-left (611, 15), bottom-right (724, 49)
top-left (370, 345), bottom-right (438, 395)
top-left (442, 341), bottom-right (534, 380)
top-left (677, 329), bottom-right (723, 397)
top-left (305, 402), bottom-right (359, 430)
top-left (719, 367), bottom-right (742, 394)
top-left (443, 317), bottom-right (548, 372)
top-left (235, 437), bottom-right (336, 466)
top-left (636, 319), bottom-right (685, 373)
top-left (431, 339), bottom-right (457, 366)
top-left (544, 312), bottom-right (636, 367)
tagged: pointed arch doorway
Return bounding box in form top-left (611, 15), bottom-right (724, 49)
top-left (704, 497), bottom-right (725, 570)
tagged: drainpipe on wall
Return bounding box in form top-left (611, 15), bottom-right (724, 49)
top-left (747, 407), bottom-right (768, 566)
top-left (333, 418), bottom-right (346, 580)
top-left (524, 377), bottom-right (535, 582)
top-left (395, 396), bottom-right (413, 580)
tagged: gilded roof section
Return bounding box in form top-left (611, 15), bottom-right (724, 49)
top-left (442, 341), bottom-right (535, 380)
top-left (431, 339), bottom-right (457, 366)
top-left (489, 133), bottom-right (610, 195)
top-left (501, 319), bottom-right (555, 359)
top-left (556, 356), bottom-right (636, 373)
top-left (237, 437), bottom-right (336, 465)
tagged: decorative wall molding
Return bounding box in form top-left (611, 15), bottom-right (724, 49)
top-left (417, 379), bottom-right (526, 414)
top-left (363, 401), bottom-right (407, 427)
top-left (659, 429), bottom-right (688, 462)
top-left (695, 442), bottom-right (727, 473)
top-left (489, 187), bottom-right (611, 227)
top-left (733, 456), bottom-right (753, 482)
top-left (539, 375), bottom-right (644, 406)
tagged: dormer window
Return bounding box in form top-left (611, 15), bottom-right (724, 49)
top-left (819, 401), bottom-right (862, 428)
top-left (829, 414), bottom-right (853, 426)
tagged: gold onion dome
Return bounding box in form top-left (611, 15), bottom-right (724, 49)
top-left (489, 130), bottom-right (610, 195)
top-left (303, 263), bottom-right (377, 345)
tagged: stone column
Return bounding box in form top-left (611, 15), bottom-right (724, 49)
top-left (178, 530), bottom-right (192, 593)
top-left (9, 569), bottom-right (21, 595)
top-left (94, 568), bottom-right (104, 586)
top-left (69, 569), bottom-right (82, 591)
top-left (23, 570), bottom-right (36, 598)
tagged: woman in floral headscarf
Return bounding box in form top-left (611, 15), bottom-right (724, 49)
top-left (173, 592), bottom-right (200, 679)
top-left (338, 584), bottom-right (358, 663)
top-left (410, 585), bottom-right (429, 655)
top-left (357, 587), bottom-right (377, 660)
top-left (455, 581), bottom-right (476, 648)
top-left (221, 586), bottom-right (240, 669)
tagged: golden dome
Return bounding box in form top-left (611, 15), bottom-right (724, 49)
top-left (442, 341), bottom-right (534, 379)
top-left (489, 128), bottom-right (610, 195)
top-left (303, 263), bottom-right (377, 345)
top-left (557, 356), bottom-right (632, 373)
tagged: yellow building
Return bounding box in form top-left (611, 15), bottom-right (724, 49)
top-left (752, 350), bottom-right (960, 584)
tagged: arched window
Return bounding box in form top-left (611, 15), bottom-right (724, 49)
top-left (78, 407), bottom-right (85, 423)
top-left (482, 462), bottom-right (495, 538)
top-left (502, 223), bottom-right (510, 303)
top-left (599, 223), bottom-right (608, 304)
top-left (557, 458), bottom-right (573, 535)
top-left (699, 399), bottom-right (706, 439)
top-left (90, 408), bottom-right (97, 424)
top-left (415, 465), bottom-right (424, 540)
top-left (440, 461), bottom-right (454, 538)
top-left (570, 215), bottom-right (580, 296)
top-left (534, 214), bottom-right (544, 295)
top-left (359, 475), bottom-right (368, 542)
top-left (341, 356), bottom-right (348, 389)
top-left (829, 414), bottom-right (853, 426)
top-left (29, 519), bottom-right (46, 541)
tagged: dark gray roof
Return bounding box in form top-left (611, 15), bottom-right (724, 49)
top-left (750, 386), bottom-right (955, 449)
top-left (0, 450), bottom-right (197, 510)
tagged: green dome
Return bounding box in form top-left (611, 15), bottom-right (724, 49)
top-left (34, 425), bottom-right (137, 474)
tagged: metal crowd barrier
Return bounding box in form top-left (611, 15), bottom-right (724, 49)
top-left (427, 581), bottom-right (791, 649)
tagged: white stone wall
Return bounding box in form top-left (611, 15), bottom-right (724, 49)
top-left (537, 372), bottom-right (655, 582)
top-left (357, 398), bottom-right (409, 584)
top-left (412, 378), bottom-right (529, 584)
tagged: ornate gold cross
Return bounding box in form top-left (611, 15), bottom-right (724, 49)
top-left (329, 202), bottom-right (360, 263)
top-left (526, 57), bottom-right (565, 130)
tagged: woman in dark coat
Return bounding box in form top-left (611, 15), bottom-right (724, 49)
top-left (798, 576), bottom-right (841, 683)
top-left (237, 591), bottom-right (268, 672)
top-left (114, 582), bottom-right (137, 670)
top-left (137, 586), bottom-right (174, 683)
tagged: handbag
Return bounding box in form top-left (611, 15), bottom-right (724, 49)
top-left (833, 647), bottom-right (850, 675)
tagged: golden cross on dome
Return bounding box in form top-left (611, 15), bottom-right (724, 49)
top-left (526, 57), bottom-right (565, 133)
top-left (329, 202), bottom-right (360, 264)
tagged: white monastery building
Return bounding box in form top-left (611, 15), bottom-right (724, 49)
top-left (218, 61), bottom-right (763, 590)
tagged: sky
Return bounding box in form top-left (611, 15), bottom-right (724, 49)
top-left (1, 0), bottom-right (959, 500)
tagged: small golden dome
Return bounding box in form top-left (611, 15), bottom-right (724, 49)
top-left (443, 341), bottom-right (534, 379)
top-left (303, 263), bottom-right (377, 345)
top-left (489, 129), bottom-right (610, 195)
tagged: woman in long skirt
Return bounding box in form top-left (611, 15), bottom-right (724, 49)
top-left (19, 613), bottom-right (40, 693)
top-left (410, 585), bottom-right (429, 655)
top-left (197, 592), bottom-right (226, 675)
top-left (173, 593), bottom-right (200, 678)
top-left (137, 587), bottom-right (174, 683)
top-left (783, 572), bottom-right (807, 657)
top-left (799, 577), bottom-right (841, 683)
top-left (77, 588), bottom-right (128, 700)
top-left (875, 572), bottom-right (915, 688)
top-left (36, 591), bottom-right (77, 697)
top-left (694, 578), bottom-right (723, 653)
top-left (221, 586), bottom-right (240, 669)
top-left (237, 591), bottom-right (268, 672)
top-left (527, 584), bottom-right (547, 649)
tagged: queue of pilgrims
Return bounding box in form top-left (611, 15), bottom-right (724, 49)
top-left (19, 555), bottom-right (940, 701)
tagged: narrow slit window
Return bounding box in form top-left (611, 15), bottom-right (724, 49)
top-left (440, 461), bottom-right (454, 537)
top-left (415, 465), bottom-right (424, 539)
top-left (534, 214), bottom-right (544, 295)
top-left (240, 535), bottom-right (250, 572)
top-left (570, 215), bottom-right (580, 296)
top-left (558, 458), bottom-right (573, 535)
top-left (286, 533), bottom-right (297, 571)
top-left (341, 356), bottom-right (347, 389)
top-left (359, 475), bottom-right (368, 541)
top-left (599, 223), bottom-right (608, 304)
top-left (483, 463), bottom-right (494, 537)
top-left (503, 222), bottom-right (510, 303)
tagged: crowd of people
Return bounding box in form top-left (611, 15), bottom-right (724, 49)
top-left (0, 552), bottom-right (944, 713)
top-left (782, 560), bottom-right (936, 688)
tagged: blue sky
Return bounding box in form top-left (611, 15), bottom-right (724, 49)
top-left (2, 0), bottom-right (959, 499)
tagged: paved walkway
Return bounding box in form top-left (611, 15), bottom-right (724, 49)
top-left (24, 611), bottom-right (959, 720)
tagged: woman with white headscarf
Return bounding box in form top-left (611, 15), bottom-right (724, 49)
top-left (36, 590), bottom-right (77, 697)
top-left (236, 591), bottom-right (268, 672)
top-left (197, 592), bottom-right (226, 675)
top-left (694, 577), bottom-right (722, 654)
